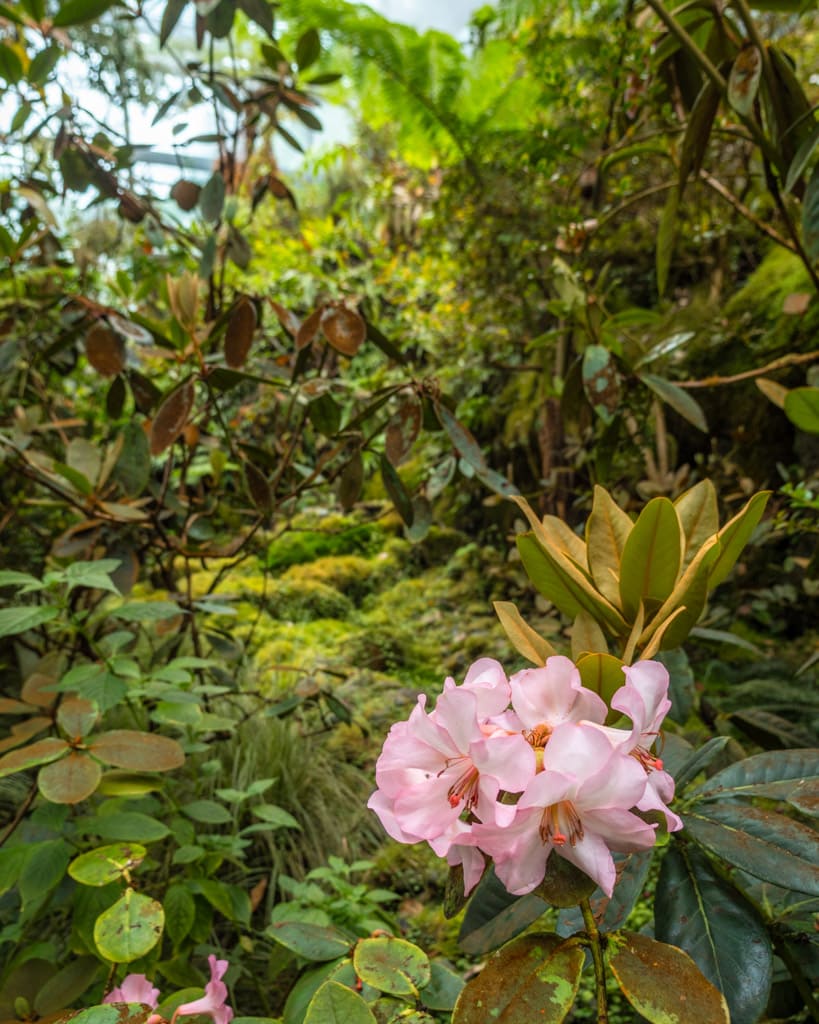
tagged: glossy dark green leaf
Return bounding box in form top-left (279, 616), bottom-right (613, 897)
top-left (639, 373), bottom-right (708, 432)
top-left (452, 933), bottom-right (583, 1024)
top-left (656, 648), bottom-right (694, 724)
top-left (458, 868), bottom-right (546, 956)
top-left (729, 707), bottom-right (816, 749)
top-left (670, 736), bottom-right (731, 790)
top-left (160, 0), bottom-right (187, 45)
top-left (691, 747), bottom-right (819, 800)
top-left (380, 454), bottom-right (414, 527)
top-left (556, 849), bottom-right (653, 938)
top-left (656, 844), bottom-right (772, 1024)
top-left (683, 803), bottom-right (819, 895)
top-left (295, 28), bottom-right (321, 71)
top-left (608, 931), bottom-right (730, 1023)
top-left (619, 497), bottom-right (682, 619)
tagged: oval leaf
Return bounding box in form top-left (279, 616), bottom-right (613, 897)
top-left (322, 306), bottom-right (366, 356)
top-left (784, 387), bottom-right (819, 434)
top-left (224, 296), bottom-right (257, 369)
top-left (304, 981), bottom-right (375, 1024)
top-left (268, 921), bottom-right (353, 961)
top-left (88, 730), bottom-right (185, 771)
top-left (86, 324), bottom-right (126, 377)
top-left (38, 752), bottom-right (101, 803)
top-left (93, 889), bottom-right (165, 963)
top-left (0, 736), bottom-right (68, 779)
top-left (608, 931), bottom-right (729, 1023)
top-left (150, 380), bottom-right (195, 456)
top-left (493, 601), bottom-right (556, 666)
top-left (69, 843), bottom-right (147, 887)
top-left (354, 936), bottom-right (431, 998)
top-left (619, 497), bottom-right (682, 619)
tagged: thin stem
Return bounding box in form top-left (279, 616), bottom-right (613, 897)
top-left (580, 898), bottom-right (609, 1024)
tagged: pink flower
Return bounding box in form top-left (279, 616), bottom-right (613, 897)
top-left (510, 656), bottom-right (608, 744)
top-left (368, 674), bottom-right (536, 845)
top-left (104, 974), bottom-right (160, 1007)
top-left (173, 955), bottom-right (233, 1024)
top-left (473, 722), bottom-right (656, 897)
top-left (592, 661), bottom-right (682, 832)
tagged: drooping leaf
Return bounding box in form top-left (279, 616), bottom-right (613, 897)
top-left (556, 849), bottom-right (653, 938)
top-left (93, 889), bottom-right (165, 963)
top-left (268, 921), bottom-right (353, 961)
top-left (385, 396), bottom-right (422, 466)
top-left (88, 730), bottom-right (185, 771)
top-left (683, 803), bottom-right (819, 895)
top-left (236, 0), bottom-right (273, 35)
top-left (85, 324), bottom-right (126, 376)
top-left (452, 933), bottom-right (583, 1024)
top-left (224, 296), bottom-right (257, 368)
top-left (149, 380), bottom-right (196, 456)
top-left (678, 79), bottom-right (721, 194)
top-left (670, 736), bottom-right (731, 790)
top-left (493, 601), bottom-right (556, 665)
top-left (655, 844), bottom-right (772, 1024)
top-left (785, 118), bottom-right (819, 194)
top-left (608, 930), bottom-right (730, 1023)
top-left (639, 373), bottom-right (708, 432)
top-left (619, 497), bottom-right (682, 619)
top-left (727, 45), bottom-right (762, 117)
top-left (199, 171), bottom-right (226, 223)
top-left (38, 752), bottom-right (101, 804)
top-left (380, 454), bottom-right (414, 527)
top-left (353, 936), bottom-right (430, 997)
top-left (655, 647), bottom-right (695, 725)
top-left (458, 868), bottom-right (546, 956)
top-left (160, 0), bottom-right (187, 46)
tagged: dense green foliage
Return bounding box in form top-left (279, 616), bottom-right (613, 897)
top-left (0, 0), bottom-right (818, 1020)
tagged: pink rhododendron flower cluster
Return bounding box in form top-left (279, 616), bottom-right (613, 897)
top-left (368, 656), bottom-right (681, 898)
top-left (104, 956), bottom-right (233, 1024)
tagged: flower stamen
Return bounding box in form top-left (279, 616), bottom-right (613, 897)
top-left (539, 800), bottom-right (584, 847)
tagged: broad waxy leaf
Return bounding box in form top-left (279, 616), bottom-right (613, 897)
top-left (576, 653), bottom-right (626, 711)
top-left (671, 736), bottom-right (731, 790)
top-left (608, 931), bottom-right (730, 1023)
top-left (618, 497), bottom-right (682, 619)
top-left (38, 751), bottom-right (101, 803)
top-left (708, 491), bottom-right (770, 589)
top-left (422, 960), bottom-right (465, 1012)
top-left (93, 889), bottom-right (165, 963)
top-left (493, 601), bottom-right (556, 665)
top-left (452, 933), bottom-right (583, 1024)
top-left (539, 515), bottom-right (588, 569)
top-left (656, 844), bottom-right (772, 1024)
top-left (638, 536), bottom-right (719, 652)
top-left (690, 748), bottom-right (819, 800)
top-left (69, 843), bottom-right (147, 886)
top-left (683, 803), bottom-right (819, 895)
top-left (353, 936), bottom-right (430, 997)
top-left (88, 730), bottom-right (185, 771)
top-left (304, 981), bottom-right (376, 1024)
top-left (57, 697), bottom-right (98, 738)
top-left (458, 868), bottom-right (546, 956)
top-left (585, 485), bottom-right (632, 606)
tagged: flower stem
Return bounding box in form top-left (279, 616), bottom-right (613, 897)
top-left (580, 898), bottom-right (608, 1024)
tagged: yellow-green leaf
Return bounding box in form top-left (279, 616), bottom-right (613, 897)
top-left (493, 601), bottom-right (556, 665)
top-left (93, 889), bottom-right (164, 963)
top-left (577, 653), bottom-right (626, 713)
top-left (570, 610), bottom-right (608, 659)
top-left (619, 498), bottom-right (683, 620)
top-left (586, 485), bottom-right (632, 607)
top-left (639, 538), bottom-right (720, 652)
top-left (708, 492), bottom-right (771, 589)
top-left (674, 480), bottom-right (718, 568)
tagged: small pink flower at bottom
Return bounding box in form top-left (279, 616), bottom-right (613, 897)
top-left (103, 974), bottom-right (160, 1007)
top-left (473, 723), bottom-right (656, 897)
top-left (173, 955), bottom-right (233, 1024)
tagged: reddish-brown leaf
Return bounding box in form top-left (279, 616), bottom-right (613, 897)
top-left (150, 379), bottom-right (195, 455)
top-left (337, 451), bottom-right (364, 511)
top-left (322, 305), bottom-right (366, 356)
top-left (296, 307), bottom-right (323, 349)
top-left (244, 459), bottom-right (272, 511)
top-left (170, 179), bottom-right (201, 211)
top-left (224, 296), bottom-right (258, 368)
top-left (85, 324), bottom-right (126, 376)
top-left (21, 669), bottom-right (59, 708)
top-left (269, 299), bottom-right (301, 337)
top-left (88, 730), bottom-right (185, 771)
top-left (0, 737), bottom-right (69, 778)
top-left (38, 751), bottom-right (101, 804)
top-left (0, 717), bottom-right (52, 754)
top-left (385, 396), bottom-right (422, 466)
top-left (57, 697), bottom-right (98, 739)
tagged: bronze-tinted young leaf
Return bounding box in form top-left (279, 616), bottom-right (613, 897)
top-left (85, 324), bottom-right (126, 377)
top-left (493, 601), bottom-right (556, 665)
top-left (322, 305), bottom-right (366, 357)
top-left (296, 307), bottom-right (323, 350)
top-left (224, 296), bottom-right (257, 368)
top-left (150, 379), bottom-right (195, 456)
top-left (619, 497), bottom-right (683, 619)
top-left (586, 485), bottom-right (632, 607)
top-left (728, 44), bottom-right (762, 117)
top-left (0, 736), bottom-right (68, 779)
top-left (170, 178), bottom-right (201, 211)
top-left (539, 515), bottom-right (588, 570)
top-left (337, 450), bottom-right (363, 511)
top-left (57, 696), bottom-right (98, 738)
top-left (88, 730), bottom-right (185, 772)
top-left (243, 459), bottom-right (272, 511)
top-left (608, 931), bottom-right (729, 1023)
top-left (0, 716), bottom-right (51, 754)
top-left (270, 298), bottom-right (301, 337)
top-left (453, 933), bottom-right (583, 1024)
top-left (380, 454), bottom-right (414, 527)
top-left (38, 751), bottom-right (101, 804)
top-left (385, 396), bottom-right (422, 466)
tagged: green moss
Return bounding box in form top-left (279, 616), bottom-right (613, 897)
top-left (266, 522), bottom-right (384, 572)
top-left (283, 553), bottom-right (394, 603)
